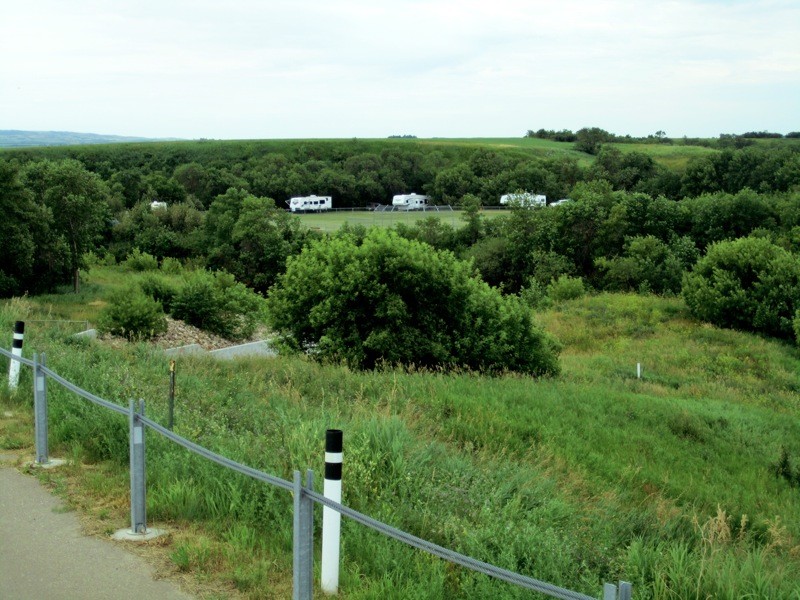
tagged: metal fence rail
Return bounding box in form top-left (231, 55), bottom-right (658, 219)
top-left (2, 344), bottom-right (632, 600)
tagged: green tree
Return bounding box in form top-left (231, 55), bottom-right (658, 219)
top-left (596, 235), bottom-right (687, 294)
top-left (0, 161), bottom-right (53, 295)
top-left (682, 237), bottom-right (800, 339)
top-left (23, 159), bottom-right (110, 292)
top-left (574, 127), bottom-right (613, 155)
top-left (267, 229), bottom-right (560, 375)
top-left (231, 195), bottom-right (308, 293)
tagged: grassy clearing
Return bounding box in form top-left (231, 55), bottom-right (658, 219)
top-left (607, 143), bottom-right (718, 172)
top-left (2, 285), bottom-right (799, 598)
top-left (295, 208), bottom-right (507, 232)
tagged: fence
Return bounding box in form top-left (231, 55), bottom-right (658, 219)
top-left (2, 343), bottom-right (632, 600)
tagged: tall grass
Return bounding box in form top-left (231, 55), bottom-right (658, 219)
top-left (2, 290), bottom-right (799, 598)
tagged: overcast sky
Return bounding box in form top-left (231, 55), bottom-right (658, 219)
top-left (1, 0), bottom-right (798, 140)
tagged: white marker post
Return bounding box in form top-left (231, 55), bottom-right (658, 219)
top-left (321, 429), bottom-right (342, 595)
top-left (637, 363), bottom-right (642, 379)
top-left (8, 321), bottom-right (24, 390)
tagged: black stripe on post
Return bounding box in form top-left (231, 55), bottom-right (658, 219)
top-left (325, 429), bottom-right (343, 481)
top-left (326, 429), bottom-right (343, 453)
top-left (12, 321), bottom-right (24, 348)
top-left (325, 462), bottom-right (342, 480)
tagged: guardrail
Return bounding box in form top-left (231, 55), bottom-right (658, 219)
top-left (2, 343), bottom-right (632, 600)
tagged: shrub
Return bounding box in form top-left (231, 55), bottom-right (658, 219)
top-left (682, 237), bottom-right (800, 339)
top-left (160, 256), bottom-right (183, 274)
top-left (794, 310), bottom-right (800, 346)
top-left (139, 273), bottom-right (178, 312)
top-left (97, 287), bottom-right (167, 340)
top-left (595, 236), bottom-right (689, 295)
top-left (172, 270), bottom-right (265, 340)
top-left (266, 229), bottom-right (560, 375)
top-left (547, 275), bottom-right (586, 302)
top-left (123, 248), bottom-right (159, 272)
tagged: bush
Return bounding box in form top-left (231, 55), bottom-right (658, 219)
top-left (547, 275), bottom-right (586, 302)
top-left (595, 236), bottom-right (689, 295)
top-left (123, 248), bottom-right (159, 272)
top-left (682, 237), bottom-right (800, 339)
top-left (97, 287), bottom-right (167, 340)
top-left (160, 256), bottom-right (183, 274)
top-left (172, 270), bottom-right (265, 340)
top-left (794, 310), bottom-right (800, 346)
top-left (266, 229), bottom-right (560, 375)
top-left (139, 273), bottom-right (178, 312)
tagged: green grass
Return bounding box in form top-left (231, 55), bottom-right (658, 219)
top-left (295, 208), bottom-right (506, 232)
top-left (2, 282), bottom-right (800, 599)
top-left (607, 142), bottom-right (719, 171)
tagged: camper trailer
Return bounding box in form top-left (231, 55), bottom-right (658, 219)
top-left (500, 193), bottom-right (546, 208)
top-left (392, 193), bottom-right (429, 211)
top-left (287, 195), bottom-right (332, 212)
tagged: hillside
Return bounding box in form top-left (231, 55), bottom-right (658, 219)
top-left (2, 276), bottom-right (799, 598)
top-left (0, 129), bottom-right (181, 148)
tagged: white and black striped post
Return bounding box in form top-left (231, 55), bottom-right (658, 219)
top-left (8, 321), bottom-right (24, 390)
top-left (321, 429), bottom-right (342, 595)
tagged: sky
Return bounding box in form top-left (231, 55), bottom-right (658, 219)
top-left (1, 0), bottom-right (798, 140)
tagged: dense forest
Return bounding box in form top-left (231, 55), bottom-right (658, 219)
top-left (2, 135), bottom-right (799, 354)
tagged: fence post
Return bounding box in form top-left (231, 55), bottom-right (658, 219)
top-left (129, 399), bottom-right (147, 534)
top-left (168, 359), bottom-right (176, 430)
top-left (321, 429), bottom-right (342, 595)
top-left (33, 352), bottom-right (49, 464)
top-left (8, 321), bottom-right (24, 390)
top-left (618, 581), bottom-right (632, 600)
top-left (603, 582), bottom-right (617, 600)
top-left (293, 469), bottom-right (314, 600)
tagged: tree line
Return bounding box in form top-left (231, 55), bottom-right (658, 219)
top-left (2, 138), bottom-right (799, 359)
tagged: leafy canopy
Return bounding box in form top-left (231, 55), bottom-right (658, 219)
top-left (267, 228), bottom-right (560, 375)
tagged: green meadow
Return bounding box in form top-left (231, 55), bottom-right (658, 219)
top-left (2, 270), bottom-right (799, 599)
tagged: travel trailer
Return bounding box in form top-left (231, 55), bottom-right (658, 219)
top-left (287, 195), bottom-right (332, 212)
top-left (391, 193), bottom-right (429, 211)
top-left (500, 192), bottom-right (546, 208)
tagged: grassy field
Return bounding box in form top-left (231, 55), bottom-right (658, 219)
top-left (2, 275), bottom-right (800, 599)
top-left (295, 207), bottom-right (509, 232)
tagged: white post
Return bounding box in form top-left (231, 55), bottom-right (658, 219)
top-left (321, 429), bottom-right (342, 595)
top-left (8, 321), bottom-right (24, 390)
top-left (636, 362), bottom-right (641, 379)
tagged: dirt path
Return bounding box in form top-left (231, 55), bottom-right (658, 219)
top-left (0, 465), bottom-right (195, 600)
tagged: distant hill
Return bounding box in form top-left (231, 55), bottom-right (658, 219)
top-left (0, 130), bottom-right (182, 148)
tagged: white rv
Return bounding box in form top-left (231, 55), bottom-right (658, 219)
top-left (392, 193), bottom-right (429, 211)
top-left (287, 195), bottom-right (332, 212)
top-left (500, 192), bottom-right (546, 208)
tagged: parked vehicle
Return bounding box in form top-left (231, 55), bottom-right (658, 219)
top-left (392, 193), bottom-right (429, 211)
top-left (287, 195), bottom-right (332, 212)
top-left (500, 192), bottom-right (546, 208)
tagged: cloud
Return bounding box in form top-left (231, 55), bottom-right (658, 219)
top-left (1, 0), bottom-right (797, 138)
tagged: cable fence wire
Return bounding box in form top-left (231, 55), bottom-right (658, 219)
top-left (0, 346), bottom-right (35, 368)
top-left (139, 415), bottom-right (293, 492)
top-left (41, 366), bottom-right (128, 416)
top-left (1, 343), bottom-right (619, 599)
top-left (306, 489), bottom-right (596, 600)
